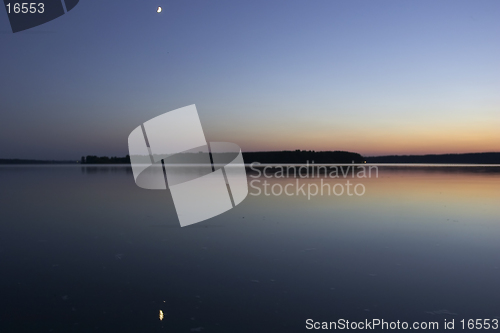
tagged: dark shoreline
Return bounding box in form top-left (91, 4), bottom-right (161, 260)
top-left (2, 151), bottom-right (500, 165)
top-left (366, 152), bottom-right (500, 164)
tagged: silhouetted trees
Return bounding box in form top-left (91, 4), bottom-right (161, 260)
top-left (366, 153), bottom-right (500, 164)
top-left (4, 151), bottom-right (499, 165)
top-left (82, 155), bottom-right (131, 164)
top-left (242, 150), bottom-right (364, 164)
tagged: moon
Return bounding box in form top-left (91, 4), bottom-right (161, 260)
top-left (157, 6), bottom-right (162, 13)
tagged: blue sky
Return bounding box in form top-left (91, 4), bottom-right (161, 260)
top-left (0, 0), bottom-right (499, 159)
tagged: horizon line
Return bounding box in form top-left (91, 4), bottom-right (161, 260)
top-left (2, 150), bottom-right (500, 161)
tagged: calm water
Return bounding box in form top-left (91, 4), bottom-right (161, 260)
top-left (0, 165), bottom-right (499, 332)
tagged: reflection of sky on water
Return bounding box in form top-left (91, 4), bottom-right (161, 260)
top-left (0, 166), bottom-right (499, 332)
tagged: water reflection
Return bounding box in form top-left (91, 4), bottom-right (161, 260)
top-left (80, 165), bottom-right (133, 174)
top-left (0, 165), bottom-right (499, 332)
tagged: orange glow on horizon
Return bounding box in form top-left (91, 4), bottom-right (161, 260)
top-left (210, 118), bottom-right (500, 156)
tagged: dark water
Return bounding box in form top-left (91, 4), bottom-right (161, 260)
top-left (1, 165), bottom-right (499, 332)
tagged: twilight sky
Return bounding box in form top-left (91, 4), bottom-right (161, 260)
top-left (0, 0), bottom-right (499, 160)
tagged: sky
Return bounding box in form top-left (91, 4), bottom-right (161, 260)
top-left (0, 0), bottom-right (499, 160)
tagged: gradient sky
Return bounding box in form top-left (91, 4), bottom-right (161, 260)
top-left (0, 0), bottom-right (499, 159)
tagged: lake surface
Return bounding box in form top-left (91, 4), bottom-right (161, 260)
top-left (1, 165), bottom-right (499, 332)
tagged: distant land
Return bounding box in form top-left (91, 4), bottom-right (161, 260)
top-left (366, 152), bottom-right (500, 164)
top-left (0, 159), bottom-right (76, 165)
top-left (1, 151), bottom-right (363, 165)
top-left (1, 151), bottom-right (500, 165)
top-left (81, 151), bottom-right (365, 164)
top-left (242, 151), bottom-right (364, 164)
